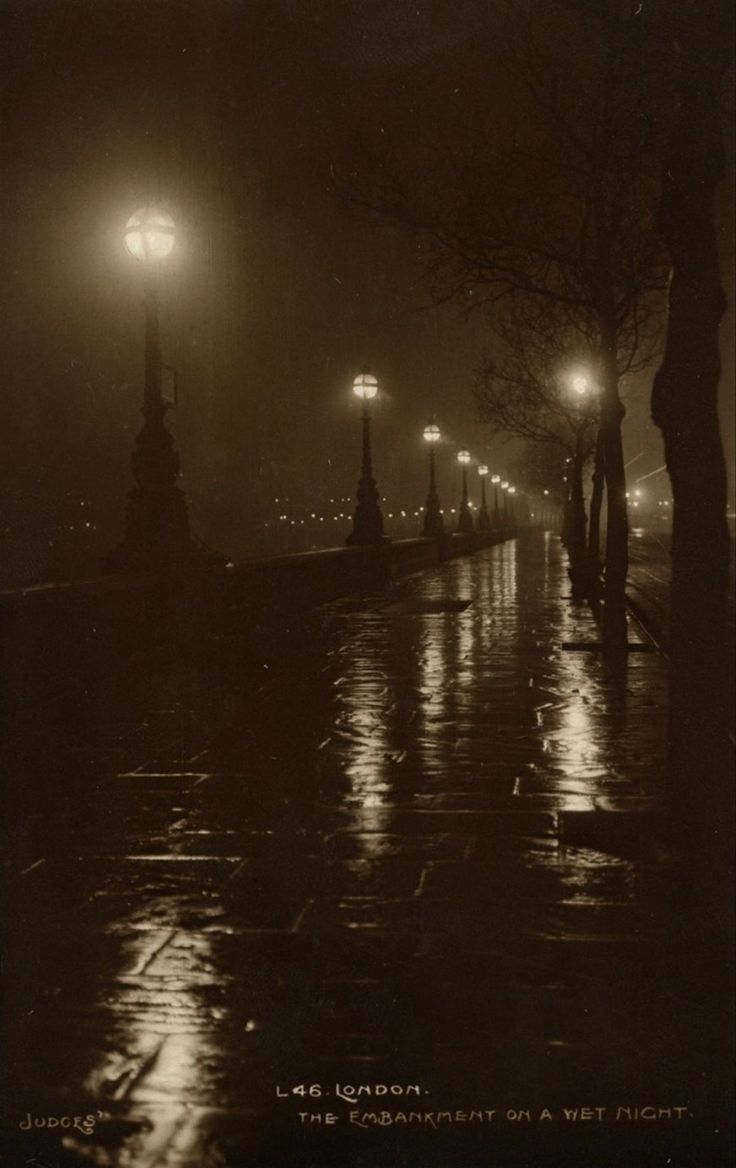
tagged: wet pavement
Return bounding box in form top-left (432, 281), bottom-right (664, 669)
top-left (1, 533), bottom-right (732, 1167)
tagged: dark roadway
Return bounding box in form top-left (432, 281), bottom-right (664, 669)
top-left (627, 524), bottom-right (736, 651)
top-left (1, 533), bottom-right (732, 1168)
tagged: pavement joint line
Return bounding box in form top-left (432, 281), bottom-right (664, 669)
top-left (18, 857), bottom-right (46, 879)
top-left (290, 899), bottom-right (316, 932)
top-left (221, 858), bottom-right (250, 885)
top-left (130, 929), bottom-right (178, 976)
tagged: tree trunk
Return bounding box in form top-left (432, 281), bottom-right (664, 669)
top-left (588, 427), bottom-right (605, 580)
top-left (651, 0), bottom-right (732, 840)
top-left (568, 436), bottom-right (589, 601)
top-left (599, 346), bottom-right (629, 651)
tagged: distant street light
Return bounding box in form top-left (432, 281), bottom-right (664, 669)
top-left (105, 207), bottom-right (214, 573)
top-left (422, 423), bottom-right (444, 538)
top-left (456, 450), bottom-right (474, 534)
top-left (346, 371), bottom-right (386, 546)
top-left (477, 464), bottom-right (491, 531)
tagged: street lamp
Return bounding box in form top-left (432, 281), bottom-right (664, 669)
top-left (422, 423), bottom-right (444, 538)
top-left (456, 449), bottom-right (474, 534)
top-left (347, 370), bottom-right (386, 546)
top-left (477, 464), bottom-right (491, 531)
top-left (507, 485), bottom-right (517, 530)
top-left (105, 207), bottom-right (213, 573)
top-left (501, 480), bottom-right (510, 528)
top-left (491, 474), bottom-right (502, 528)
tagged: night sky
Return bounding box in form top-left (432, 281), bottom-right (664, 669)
top-left (1, 0), bottom-right (733, 583)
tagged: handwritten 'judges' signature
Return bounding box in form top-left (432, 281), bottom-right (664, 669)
top-left (19, 1111), bottom-right (105, 1136)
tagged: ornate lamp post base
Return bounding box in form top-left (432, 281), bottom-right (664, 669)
top-left (347, 489), bottom-right (387, 547)
top-left (422, 495), bottom-right (444, 539)
top-left (102, 484), bottom-right (217, 574)
top-left (457, 505), bottom-right (474, 534)
top-left (104, 406), bottom-right (222, 575)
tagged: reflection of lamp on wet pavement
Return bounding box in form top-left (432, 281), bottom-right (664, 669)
top-left (347, 370), bottom-right (386, 546)
top-left (456, 450), bottom-right (474, 534)
top-left (477, 464), bottom-right (491, 531)
top-left (422, 423), bottom-right (444, 538)
top-left (105, 207), bottom-right (216, 573)
top-left (491, 474), bottom-right (502, 528)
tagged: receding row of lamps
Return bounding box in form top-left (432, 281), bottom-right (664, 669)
top-left (347, 371), bottom-right (517, 546)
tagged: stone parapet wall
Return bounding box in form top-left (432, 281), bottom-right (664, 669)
top-left (0, 532), bottom-right (510, 696)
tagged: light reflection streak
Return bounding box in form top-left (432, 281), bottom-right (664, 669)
top-left (417, 617), bottom-right (449, 777)
top-left (81, 927), bottom-right (219, 1165)
top-left (334, 627), bottom-right (394, 851)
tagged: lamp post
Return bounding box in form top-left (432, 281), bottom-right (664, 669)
top-left (507, 485), bottom-right (517, 531)
top-left (105, 207), bottom-right (211, 573)
top-left (491, 474), bottom-right (502, 528)
top-left (455, 450), bottom-right (474, 534)
top-left (477, 464), bottom-right (491, 531)
top-left (422, 423), bottom-right (444, 538)
top-left (568, 371), bottom-right (602, 596)
top-left (347, 370), bottom-right (386, 546)
top-left (501, 480), bottom-right (510, 529)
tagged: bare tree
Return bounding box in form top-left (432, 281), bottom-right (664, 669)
top-left (344, 0), bottom-right (670, 649)
top-left (473, 301), bottom-right (599, 598)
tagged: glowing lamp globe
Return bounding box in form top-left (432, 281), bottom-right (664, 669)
top-left (571, 375), bottom-right (590, 396)
top-left (478, 464), bottom-right (489, 477)
top-left (457, 450), bottom-right (471, 465)
top-left (125, 207), bottom-right (176, 262)
top-left (501, 480), bottom-right (509, 490)
top-left (508, 486), bottom-right (516, 495)
top-left (353, 371), bottom-right (378, 401)
top-left (491, 474), bottom-right (501, 484)
top-left (423, 424), bottom-right (441, 443)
